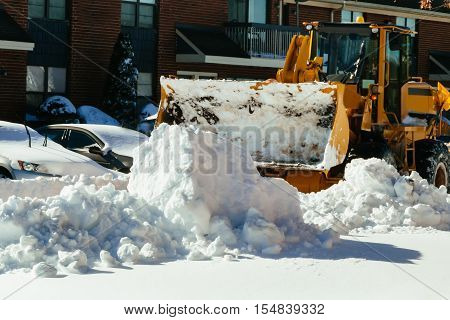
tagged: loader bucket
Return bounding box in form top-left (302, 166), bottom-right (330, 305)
top-left (157, 77), bottom-right (349, 170)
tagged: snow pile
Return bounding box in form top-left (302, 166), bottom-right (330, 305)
top-left (129, 124), bottom-right (328, 257)
top-left (0, 174), bottom-right (128, 201)
top-left (0, 182), bottom-right (177, 274)
top-left (0, 124), bottom-right (335, 276)
top-left (39, 96), bottom-right (76, 117)
top-left (301, 158), bottom-right (450, 233)
top-left (161, 78), bottom-right (337, 165)
top-left (77, 106), bottom-right (120, 126)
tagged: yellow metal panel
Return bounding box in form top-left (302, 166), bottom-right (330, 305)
top-left (376, 29), bottom-right (390, 125)
top-left (401, 82), bottom-right (434, 120)
top-left (437, 82), bottom-right (450, 111)
top-left (327, 83), bottom-right (351, 166)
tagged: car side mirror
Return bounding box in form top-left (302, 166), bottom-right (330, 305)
top-left (88, 146), bottom-right (103, 155)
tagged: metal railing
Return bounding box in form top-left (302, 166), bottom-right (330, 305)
top-left (225, 22), bottom-right (304, 59)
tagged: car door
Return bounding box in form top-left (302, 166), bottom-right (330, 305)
top-left (66, 129), bottom-right (111, 168)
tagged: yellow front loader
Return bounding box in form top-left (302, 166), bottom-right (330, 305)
top-left (157, 20), bottom-right (450, 192)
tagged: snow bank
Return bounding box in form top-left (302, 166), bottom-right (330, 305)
top-left (0, 182), bottom-right (176, 274)
top-left (77, 106), bottom-right (120, 126)
top-left (301, 158), bottom-right (450, 234)
top-left (0, 174), bottom-right (128, 201)
top-left (129, 124), bottom-right (327, 254)
top-left (0, 124), bottom-right (334, 276)
top-left (160, 78), bottom-right (336, 165)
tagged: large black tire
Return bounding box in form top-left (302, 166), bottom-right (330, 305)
top-left (327, 141), bottom-right (397, 179)
top-left (415, 140), bottom-right (449, 189)
top-left (0, 167), bottom-right (12, 179)
top-left (348, 141), bottom-right (398, 168)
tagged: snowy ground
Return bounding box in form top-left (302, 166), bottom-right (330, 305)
top-left (1, 124), bottom-right (449, 300)
top-left (0, 231), bottom-right (448, 300)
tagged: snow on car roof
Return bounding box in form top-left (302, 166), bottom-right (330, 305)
top-left (50, 124), bottom-right (148, 157)
top-left (1, 121), bottom-right (55, 146)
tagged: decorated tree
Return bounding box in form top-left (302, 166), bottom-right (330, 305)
top-left (103, 33), bottom-right (139, 128)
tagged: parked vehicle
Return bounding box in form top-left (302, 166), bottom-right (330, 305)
top-left (37, 124), bottom-right (148, 173)
top-left (0, 121), bottom-right (110, 179)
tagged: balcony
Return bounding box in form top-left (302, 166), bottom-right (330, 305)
top-left (175, 23), bottom-right (303, 69)
top-left (225, 22), bottom-right (304, 60)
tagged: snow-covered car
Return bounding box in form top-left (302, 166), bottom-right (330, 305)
top-left (0, 121), bottom-right (110, 179)
top-left (37, 124), bottom-right (148, 173)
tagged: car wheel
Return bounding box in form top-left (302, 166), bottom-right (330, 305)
top-left (0, 168), bottom-right (12, 179)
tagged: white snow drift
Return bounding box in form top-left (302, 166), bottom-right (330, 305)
top-left (129, 124), bottom-right (325, 256)
top-left (0, 124), bottom-right (331, 276)
top-left (0, 124), bottom-right (449, 277)
top-left (0, 174), bottom-right (128, 202)
top-left (301, 158), bottom-right (450, 233)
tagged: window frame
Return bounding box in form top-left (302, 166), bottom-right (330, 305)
top-left (137, 72), bottom-right (153, 98)
top-left (396, 16), bottom-right (416, 37)
top-left (341, 10), bottom-right (363, 23)
top-left (228, 0), bottom-right (268, 24)
top-left (26, 65), bottom-right (68, 115)
top-left (121, 0), bottom-right (156, 29)
top-left (28, 0), bottom-right (67, 21)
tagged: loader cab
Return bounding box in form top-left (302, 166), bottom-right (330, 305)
top-left (309, 22), bottom-right (415, 122)
top-left (380, 26), bottom-right (415, 123)
top-left (311, 22), bottom-right (380, 95)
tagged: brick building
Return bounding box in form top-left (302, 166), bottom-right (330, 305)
top-left (0, 0), bottom-right (449, 123)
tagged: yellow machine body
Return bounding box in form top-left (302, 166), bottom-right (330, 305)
top-left (157, 22), bottom-right (450, 193)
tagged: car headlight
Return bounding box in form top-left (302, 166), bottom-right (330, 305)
top-left (18, 160), bottom-right (40, 172)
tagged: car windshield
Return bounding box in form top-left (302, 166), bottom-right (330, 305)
top-left (317, 31), bottom-right (378, 84)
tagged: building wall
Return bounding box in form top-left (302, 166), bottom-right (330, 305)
top-left (364, 12), bottom-right (395, 24)
top-left (68, 0), bottom-right (121, 107)
top-left (0, 0), bottom-right (28, 122)
top-left (156, 0), bottom-right (277, 98)
top-left (416, 19), bottom-right (450, 83)
top-left (157, 0), bottom-right (227, 79)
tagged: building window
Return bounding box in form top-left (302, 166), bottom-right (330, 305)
top-left (177, 71), bottom-right (218, 80)
top-left (341, 10), bottom-right (363, 23)
top-left (396, 17), bottom-right (416, 37)
top-left (137, 72), bottom-right (153, 107)
top-left (138, 72), bottom-right (153, 97)
top-left (29, 0), bottom-right (66, 20)
top-left (228, 0), bottom-right (267, 24)
top-left (26, 66), bottom-right (67, 114)
top-left (121, 0), bottom-right (156, 28)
